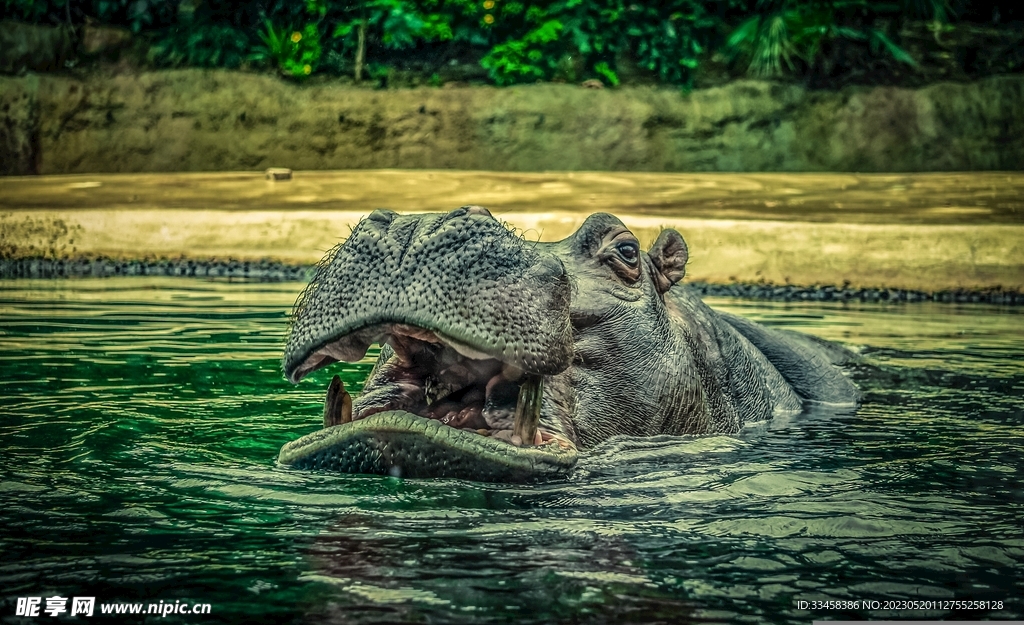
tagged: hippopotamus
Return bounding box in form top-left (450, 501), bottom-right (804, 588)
top-left (279, 207), bottom-right (858, 481)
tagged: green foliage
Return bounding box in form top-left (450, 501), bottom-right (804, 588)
top-left (257, 20), bottom-right (322, 78)
top-left (578, 2), bottom-right (725, 84)
top-left (593, 61), bottom-right (619, 86)
top-left (471, 0), bottom-right (733, 87)
top-left (1, 0), bottom-right (1001, 85)
top-left (149, 24), bottom-right (252, 68)
top-left (724, 0), bottom-right (921, 77)
top-left (480, 19), bottom-right (563, 85)
top-left (305, 0), bottom-right (328, 20)
top-left (331, 0), bottom-right (452, 50)
top-left (328, 0), bottom-right (452, 80)
top-left (366, 61), bottom-right (390, 79)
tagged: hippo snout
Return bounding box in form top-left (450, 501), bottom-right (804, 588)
top-left (283, 208), bottom-right (573, 384)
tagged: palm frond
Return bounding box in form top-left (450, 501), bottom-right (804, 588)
top-left (868, 28), bottom-right (919, 66)
top-left (763, 15), bottom-right (795, 75)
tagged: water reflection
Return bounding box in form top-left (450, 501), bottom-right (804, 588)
top-left (0, 278), bottom-right (1021, 623)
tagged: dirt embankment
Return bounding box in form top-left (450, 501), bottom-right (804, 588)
top-left (1, 70), bottom-right (1023, 175)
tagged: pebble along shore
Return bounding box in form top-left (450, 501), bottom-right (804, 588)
top-left (0, 258), bottom-right (312, 282)
top-left (1, 257), bottom-right (1021, 305)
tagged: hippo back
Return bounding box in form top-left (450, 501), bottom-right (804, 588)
top-left (716, 310), bottom-right (860, 406)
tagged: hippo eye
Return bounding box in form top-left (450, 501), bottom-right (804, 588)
top-left (615, 242), bottom-right (639, 265)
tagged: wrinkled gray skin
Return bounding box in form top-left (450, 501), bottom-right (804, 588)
top-left (280, 207), bottom-right (858, 481)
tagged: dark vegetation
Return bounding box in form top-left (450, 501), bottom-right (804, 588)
top-left (3, 0), bottom-right (1023, 88)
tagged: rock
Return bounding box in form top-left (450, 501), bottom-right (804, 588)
top-left (79, 23), bottom-right (132, 57)
top-left (580, 79), bottom-right (604, 89)
top-left (265, 167), bottom-right (292, 181)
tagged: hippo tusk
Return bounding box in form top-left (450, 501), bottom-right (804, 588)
top-left (512, 375), bottom-right (543, 446)
top-left (323, 375), bottom-right (353, 427)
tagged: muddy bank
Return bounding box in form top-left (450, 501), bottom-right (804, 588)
top-left (1, 71), bottom-right (1022, 175)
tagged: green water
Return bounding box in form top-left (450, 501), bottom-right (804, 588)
top-left (1, 278), bottom-right (1021, 624)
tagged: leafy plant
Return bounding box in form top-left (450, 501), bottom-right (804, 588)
top-left (480, 18), bottom-right (563, 85)
top-left (258, 20), bottom-right (322, 78)
top-left (593, 61), bottom-right (619, 86)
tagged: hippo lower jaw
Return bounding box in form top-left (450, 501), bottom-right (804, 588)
top-left (278, 323), bottom-right (579, 482)
top-left (277, 412), bottom-right (578, 481)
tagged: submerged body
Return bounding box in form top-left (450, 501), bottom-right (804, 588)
top-left (279, 208), bottom-right (858, 480)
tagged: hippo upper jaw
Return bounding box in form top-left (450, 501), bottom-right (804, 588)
top-left (282, 208), bottom-right (573, 384)
top-left (285, 320), bottom-right (518, 385)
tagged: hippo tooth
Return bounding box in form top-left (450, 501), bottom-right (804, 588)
top-left (512, 375), bottom-right (543, 445)
top-left (341, 387), bottom-right (353, 424)
top-left (323, 375), bottom-right (341, 427)
top-left (323, 375), bottom-right (352, 428)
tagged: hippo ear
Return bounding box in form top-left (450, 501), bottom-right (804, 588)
top-left (649, 229), bottom-right (688, 293)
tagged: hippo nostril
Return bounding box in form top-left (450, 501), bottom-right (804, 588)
top-left (368, 209), bottom-right (397, 226)
top-left (529, 254), bottom-right (566, 281)
top-left (464, 205), bottom-right (492, 218)
top-left (447, 205), bottom-right (492, 221)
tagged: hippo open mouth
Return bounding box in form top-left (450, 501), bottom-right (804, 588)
top-left (278, 207), bottom-right (579, 481)
top-left (279, 322), bottom-right (578, 481)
